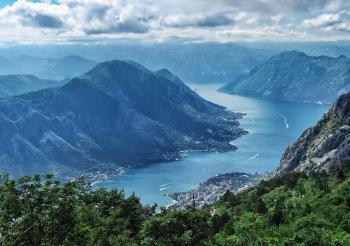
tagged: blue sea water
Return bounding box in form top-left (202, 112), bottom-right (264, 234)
top-left (96, 84), bottom-right (330, 206)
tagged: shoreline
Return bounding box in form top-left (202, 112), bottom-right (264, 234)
top-left (166, 172), bottom-right (267, 209)
top-left (84, 109), bottom-right (248, 186)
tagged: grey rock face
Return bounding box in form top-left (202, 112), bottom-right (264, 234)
top-left (220, 51), bottom-right (350, 103)
top-left (275, 92), bottom-right (350, 176)
top-left (0, 60), bottom-right (245, 178)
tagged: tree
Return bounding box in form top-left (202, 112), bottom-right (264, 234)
top-left (212, 213), bottom-right (229, 233)
top-left (221, 190), bottom-right (239, 207)
top-left (271, 198), bottom-right (284, 226)
top-left (256, 198), bottom-right (268, 215)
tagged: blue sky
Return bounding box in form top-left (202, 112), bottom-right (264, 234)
top-left (0, 0), bottom-right (16, 8)
top-left (0, 0), bottom-right (43, 8)
top-left (0, 0), bottom-right (349, 44)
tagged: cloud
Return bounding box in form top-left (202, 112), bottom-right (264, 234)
top-left (303, 13), bottom-right (341, 27)
top-left (0, 0), bottom-right (65, 29)
top-left (197, 14), bottom-right (234, 27)
top-left (21, 12), bottom-right (63, 28)
top-left (303, 11), bottom-right (350, 33)
top-left (215, 0), bottom-right (350, 13)
top-left (162, 13), bottom-right (234, 28)
top-left (64, 0), bottom-right (155, 34)
top-left (0, 0), bottom-right (155, 34)
top-left (0, 0), bottom-right (349, 44)
top-left (332, 22), bottom-right (350, 31)
top-left (84, 19), bottom-right (149, 34)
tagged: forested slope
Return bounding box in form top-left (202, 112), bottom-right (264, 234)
top-left (1, 162), bottom-right (350, 245)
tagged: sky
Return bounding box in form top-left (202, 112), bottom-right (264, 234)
top-left (0, 0), bottom-right (350, 45)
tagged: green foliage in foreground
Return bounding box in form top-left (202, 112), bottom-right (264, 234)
top-left (1, 162), bottom-right (350, 245)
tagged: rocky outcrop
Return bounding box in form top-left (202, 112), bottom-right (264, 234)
top-left (220, 51), bottom-right (350, 103)
top-left (275, 92), bottom-right (350, 176)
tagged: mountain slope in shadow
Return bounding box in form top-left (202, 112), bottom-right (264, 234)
top-left (0, 60), bottom-right (245, 178)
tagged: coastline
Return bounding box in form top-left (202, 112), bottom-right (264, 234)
top-left (166, 172), bottom-right (266, 209)
top-left (83, 108), bottom-right (248, 186)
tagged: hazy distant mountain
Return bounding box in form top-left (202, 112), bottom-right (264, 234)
top-left (112, 43), bottom-right (270, 84)
top-left (0, 60), bottom-right (245, 178)
top-left (7, 55), bottom-right (98, 80)
top-left (220, 51), bottom-right (350, 103)
top-left (0, 56), bottom-right (16, 75)
top-left (0, 43), bottom-right (271, 84)
top-left (301, 44), bottom-right (350, 58)
top-left (0, 74), bottom-right (63, 97)
top-left (239, 41), bottom-right (350, 58)
top-left (275, 91), bottom-right (350, 176)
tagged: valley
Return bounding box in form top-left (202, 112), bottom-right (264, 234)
top-left (1, 0), bottom-right (350, 244)
top-left (0, 53), bottom-right (335, 208)
top-left (0, 62), bottom-right (245, 179)
top-left (96, 84), bottom-right (329, 206)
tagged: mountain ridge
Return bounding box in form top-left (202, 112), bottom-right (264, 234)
top-left (0, 74), bottom-right (63, 97)
top-left (1, 43), bottom-right (272, 83)
top-left (3, 55), bottom-right (98, 80)
top-left (0, 59), bottom-right (245, 178)
top-left (220, 50), bottom-right (350, 103)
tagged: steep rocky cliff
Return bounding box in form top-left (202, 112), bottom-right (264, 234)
top-left (275, 92), bottom-right (350, 176)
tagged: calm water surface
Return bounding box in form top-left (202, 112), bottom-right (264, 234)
top-left (96, 84), bottom-right (330, 206)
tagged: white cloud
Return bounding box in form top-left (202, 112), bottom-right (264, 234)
top-left (271, 15), bottom-right (283, 23)
top-left (161, 12), bottom-right (235, 28)
top-left (217, 0), bottom-right (350, 13)
top-left (303, 13), bottom-right (341, 27)
top-left (325, 21), bottom-right (350, 32)
top-left (0, 0), bottom-right (349, 44)
top-left (0, 0), bottom-right (156, 34)
top-left (303, 11), bottom-right (350, 34)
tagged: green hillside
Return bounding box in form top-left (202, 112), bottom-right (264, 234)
top-left (1, 162), bottom-right (350, 245)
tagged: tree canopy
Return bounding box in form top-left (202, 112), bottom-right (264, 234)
top-left (0, 162), bottom-right (350, 245)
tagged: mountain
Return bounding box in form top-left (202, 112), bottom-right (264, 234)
top-left (0, 56), bottom-right (16, 75)
top-left (0, 74), bottom-right (63, 97)
top-left (275, 92), bottom-right (350, 176)
top-left (241, 41), bottom-right (350, 58)
top-left (0, 60), bottom-right (245, 178)
top-left (0, 43), bottom-right (272, 84)
top-left (7, 55), bottom-right (98, 80)
top-left (220, 51), bottom-right (350, 103)
top-left (109, 43), bottom-right (271, 84)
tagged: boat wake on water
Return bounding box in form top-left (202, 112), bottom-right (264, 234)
top-left (278, 112), bottom-right (290, 128)
top-left (248, 153), bottom-right (260, 160)
top-left (160, 183), bottom-right (173, 190)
